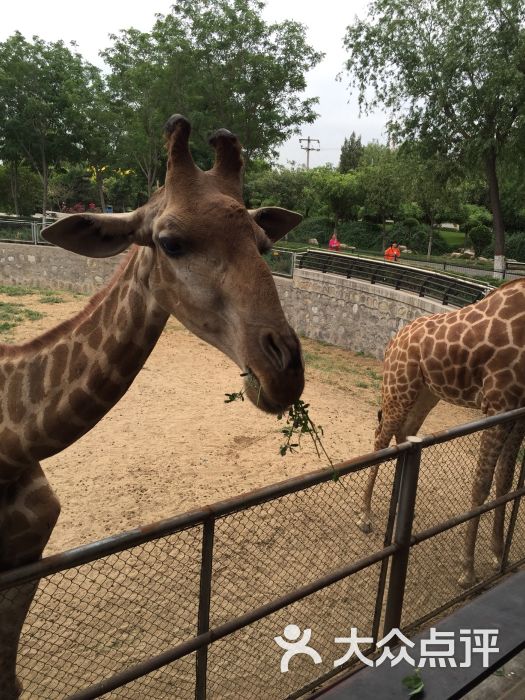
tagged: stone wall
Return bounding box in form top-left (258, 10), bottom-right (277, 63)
top-left (0, 242), bottom-right (447, 358)
top-left (0, 242), bottom-right (122, 294)
top-left (275, 269), bottom-right (448, 359)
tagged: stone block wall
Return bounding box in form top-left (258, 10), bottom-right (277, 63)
top-left (0, 242), bottom-right (122, 294)
top-left (275, 269), bottom-right (448, 359)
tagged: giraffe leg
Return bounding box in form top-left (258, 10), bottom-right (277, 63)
top-left (0, 463), bottom-right (60, 700)
top-left (491, 420), bottom-right (525, 570)
top-left (458, 424), bottom-right (512, 589)
top-left (356, 389), bottom-right (439, 533)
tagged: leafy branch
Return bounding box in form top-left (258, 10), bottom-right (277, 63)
top-left (225, 387), bottom-right (341, 482)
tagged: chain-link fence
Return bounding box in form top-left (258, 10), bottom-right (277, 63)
top-left (0, 218), bottom-right (45, 244)
top-left (2, 408), bottom-right (525, 699)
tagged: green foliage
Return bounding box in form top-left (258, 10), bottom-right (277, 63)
top-left (468, 224), bottom-right (492, 256)
top-left (0, 163), bottom-right (41, 216)
top-left (338, 221), bottom-right (383, 250)
top-left (287, 217), bottom-right (333, 245)
top-left (389, 222), bottom-right (450, 255)
top-left (343, 0), bottom-right (525, 258)
top-left (0, 32), bottom-right (100, 214)
top-left (402, 669), bottom-right (424, 697)
top-left (463, 204), bottom-right (492, 232)
top-left (339, 132), bottom-right (364, 172)
top-left (504, 232), bottom-right (525, 261)
top-left (245, 166), bottom-right (320, 216)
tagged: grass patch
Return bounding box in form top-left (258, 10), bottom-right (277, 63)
top-left (0, 284), bottom-right (66, 303)
top-left (438, 228), bottom-right (465, 248)
top-left (0, 302), bottom-right (44, 338)
top-left (38, 294), bottom-right (64, 303)
top-left (0, 284), bottom-right (36, 296)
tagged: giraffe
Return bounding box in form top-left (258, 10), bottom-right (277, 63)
top-left (356, 279), bottom-right (525, 588)
top-left (0, 115), bottom-right (305, 699)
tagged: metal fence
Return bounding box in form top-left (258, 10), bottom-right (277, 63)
top-left (295, 249), bottom-right (491, 307)
top-left (263, 249), bottom-right (295, 278)
top-left (340, 249), bottom-right (525, 282)
top-left (0, 218), bottom-right (47, 245)
top-left (2, 407), bottom-right (525, 699)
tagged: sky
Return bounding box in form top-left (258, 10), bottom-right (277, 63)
top-left (1, 0), bottom-right (389, 167)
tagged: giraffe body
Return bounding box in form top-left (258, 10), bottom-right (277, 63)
top-left (0, 116), bottom-right (305, 698)
top-left (357, 280), bottom-right (525, 587)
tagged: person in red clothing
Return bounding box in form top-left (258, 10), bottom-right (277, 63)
top-left (384, 241), bottom-right (401, 262)
top-left (328, 231), bottom-right (341, 251)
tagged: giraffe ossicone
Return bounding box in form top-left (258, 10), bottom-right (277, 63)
top-left (358, 281), bottom-right (525, 588)
top-left (0, 115), bottom-right (304, 699)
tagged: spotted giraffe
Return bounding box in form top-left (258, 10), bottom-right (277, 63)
top-left (0, 115), bottom-right (305, 699)
top-left (356, 280), bottom-right (525, 587)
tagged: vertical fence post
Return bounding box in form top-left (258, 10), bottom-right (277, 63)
top-left (501, 448), bottom-right (525, 572)
top-left (195, 516), bottom-right (215, 700)
top-left (382, 437), bottom-right (422, 635)
top-left (371, 454), bottom-right (405, 646)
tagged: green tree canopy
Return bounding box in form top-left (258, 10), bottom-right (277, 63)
top-left (343, 0), bottom-right (525, 270)
top-left (0, 32), bottom-right (100, 217)
top-left (339, 132), bottom-right (364, 172)
top-left (102, 0), bottom-right (323, 194)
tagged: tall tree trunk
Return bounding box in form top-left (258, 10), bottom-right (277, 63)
top-left (485, 147), bottom-right (505, 276)
top-left (41, 145), bottom-right (48, 224)
top-left (427, 218), bottom-right (434, 260)
top-left (9, 160), bottom-right (20, 216)
top-left (96, 169), bottom-right (106, 212)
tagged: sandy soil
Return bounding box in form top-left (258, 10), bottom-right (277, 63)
top-left (0, 287), bottom-right (479, 555)
top-left (6, 287), bottom-right (519, 700)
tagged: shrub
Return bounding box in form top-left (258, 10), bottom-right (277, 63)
top-left (287, 216), bottom-right (333, 245)
top-left (468, 225), bottom-right (492, 256)
top-left (337, 221), bottom-right (382, 250)
top-left (387, 222), bottom-right (450, 256)
top-left (505, 232), bottom-right (525, 262)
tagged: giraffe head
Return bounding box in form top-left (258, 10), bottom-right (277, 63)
top-left (42, 115), bottom-right (304, 413)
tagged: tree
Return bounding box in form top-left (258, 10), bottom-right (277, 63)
top-left (313, 169), bottom-right (360, 226)
top-left (343, 0), bottom-right (525, 273)
top-left (358, 161), bottom-right (402, 250)
top-left (400, 147), bottom-right (464, 258)
top-left (339, 132), bottom-right (364, 172)
top-left (102, 0), bottom-right (323, 186)
top-left (0, 33), bottom-right (99, 218)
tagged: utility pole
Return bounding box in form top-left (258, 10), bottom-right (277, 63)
top-left (299, 136), bottom-right (320, 169)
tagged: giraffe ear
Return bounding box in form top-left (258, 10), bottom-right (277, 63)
top-left (41, 212), bottom-right (150, 258)
top-left (248, 207), bottom-right (303, 243)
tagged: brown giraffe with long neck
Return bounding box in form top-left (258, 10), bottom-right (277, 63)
top-left (356, 280), bottom-right (525, 588)
top-left (0, 115), bottom-right (304, 699)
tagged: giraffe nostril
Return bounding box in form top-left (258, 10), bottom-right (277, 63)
top-left (261, 332), bottom-right (289, 372)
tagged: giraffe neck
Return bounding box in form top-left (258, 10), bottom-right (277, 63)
top-left (0, 247), bottom-right (169, 478)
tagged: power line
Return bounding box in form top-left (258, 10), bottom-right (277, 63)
top-left (299, 136), bottom-right (320, 169)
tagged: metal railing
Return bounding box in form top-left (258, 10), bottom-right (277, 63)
top-left (295, 249), bottom-right (492, 307)
top-left (0, 218), bottom-right (47, 245)
top-left (2, 407), bottom-right (525, 699)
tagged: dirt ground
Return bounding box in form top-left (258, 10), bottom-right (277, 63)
top-left (0, 286), bottom-right (480, 556)
top-left (7, 286), bottom-right (518, 699)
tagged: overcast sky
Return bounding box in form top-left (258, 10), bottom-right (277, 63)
top-left (1, 0), bottom-right (388, 166)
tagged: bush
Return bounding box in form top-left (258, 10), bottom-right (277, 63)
top-left (388, 222), bottom-right (450, 256)
top-left (288, 217), bottom-right (383, 250)
top-left (505, 232), bottom-right (525, 261)
top-left (468, 225), bottom-right (492, 257)
top-left (337, 220), bottom-right (382, 250)
top-left (463, 204), bottom-right (492, 232)
top-left (287, 216), bottom-right (333, 245)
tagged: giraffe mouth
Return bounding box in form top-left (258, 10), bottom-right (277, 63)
top-left (243, 367), bottom-right (292, 414)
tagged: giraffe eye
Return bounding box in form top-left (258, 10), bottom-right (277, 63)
top-left (159, 236), bottom-right (185, 257)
